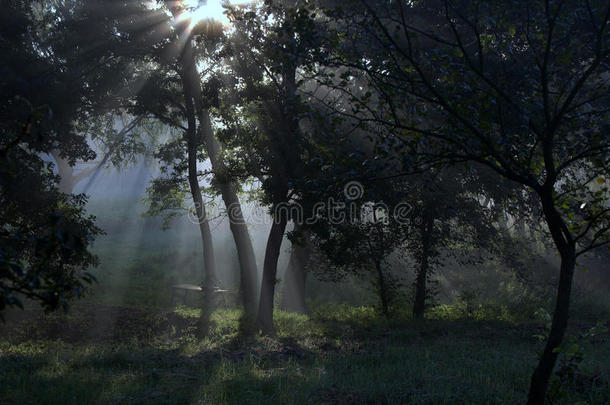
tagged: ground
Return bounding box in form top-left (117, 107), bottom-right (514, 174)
top-left (0, 304), bottom-right (608, 404)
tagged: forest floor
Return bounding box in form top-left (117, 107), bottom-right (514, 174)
top-left (0, 303), bottom-right (608, 405)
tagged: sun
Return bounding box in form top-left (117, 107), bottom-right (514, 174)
top-left (180, 0), bottom-right (252, 28)
top-left (182, 0), bottom-right (227, 27)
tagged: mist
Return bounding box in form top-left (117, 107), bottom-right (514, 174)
top-left (1, 1), bottom-right (608, 404)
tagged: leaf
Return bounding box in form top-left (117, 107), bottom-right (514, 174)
top-left (567, 343), bottom-right (580, 354)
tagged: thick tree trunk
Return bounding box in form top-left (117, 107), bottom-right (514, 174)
top-left (413, 214), bottom-right (433, 318)
top-left (526, 192), bottom-right (577, 405)
top-left (52, 151), bottom-right (76, 194)
top-left (179, 37), bottom-right (259, 329)
top-left (280, 243), bottom-right (308, 313)
top-left (257, 216), bottom-right (288, 334)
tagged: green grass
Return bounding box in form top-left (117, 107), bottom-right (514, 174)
top-left (1, 305), bottom-right (608, 405)
top-left (4, 198), bottom-right (600, 404)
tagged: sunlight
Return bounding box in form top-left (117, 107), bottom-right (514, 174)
top-left (186, 0), bottom-right (226, 27)
top-left (181, 0), bottom-right (252, 28)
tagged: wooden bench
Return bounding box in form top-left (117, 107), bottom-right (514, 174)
top-left (170, 284), bottom-right (233, 307)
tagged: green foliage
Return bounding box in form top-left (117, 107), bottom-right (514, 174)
top-left (145, 176), bottom-right (191, 230)
top-left (2, 1), bottom-right (609, 402)
top-left (1, 111), bottom-right (102, 316)
top-left (540, 315), bottom-right (609, 404)
top-left (0, 0), bottom-right (169, 316)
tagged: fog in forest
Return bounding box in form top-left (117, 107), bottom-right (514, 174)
top-left (74, 157), bottom-right (610, 309)
top-left (1, 1), bottom-right (608, 404)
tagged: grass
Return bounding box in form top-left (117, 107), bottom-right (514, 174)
top-left (1, 304), bottom-right (608, 405)
top-left (3, 201), bottom-right (608, 403)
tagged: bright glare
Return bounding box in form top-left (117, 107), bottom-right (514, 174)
top-left (182, 0), bottom-right (252, 28)
top-left (185, 0), bottom-right (226, 26)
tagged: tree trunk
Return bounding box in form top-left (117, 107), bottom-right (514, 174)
top-left (526, 193), bottom-right (577, 405)
top-left (52, 151), bottom-right (76, 194)
top-left (195, 200), bottom-right (217, 337)
top-left (183, 91), bottom-right (218, 337)
top-left (198, 107), bottom-right (259, 329)
top-left (373, 257), bottom-right (390, 318)
top-left (413, 214), bottom-right (433, 318)
top-left (412, 261), bottom-right (428, 318)
top-left (257, 216), bottom-right (288, 334)
top-left (179, 37), bottom-right (259, 329)
top-left (527, 249), bottom-right (575, 404)
top-left (280, 242), bottom-right (308, 314)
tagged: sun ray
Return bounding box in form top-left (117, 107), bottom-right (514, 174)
top-left (179, 0), bottom-right (253, 29)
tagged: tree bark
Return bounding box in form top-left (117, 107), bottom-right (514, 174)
top-left (373, 257), bottom-right (390, 318)
top-left (179, 36), bottom-right (259, 329)
top-left (197, 106), bottom-right (259, 328)
top-left (52, 151), bottom-right (76, 194)
top-left (257, 215), bottom-right (288, 334)
top-left (280, 242), bottom-right (308, 314)
top-left (413, 214), bottom-right (433, 318)
top-left (367, 229), bottom-right (390, 318)
top-left (412, 261), bottom-right (428, 318)
top-left (183, 88), bottom-right (218, 337)
top-left (526, 192), bottom-right (577, 405)
top-left (195, 198), bottom-right (217, 337)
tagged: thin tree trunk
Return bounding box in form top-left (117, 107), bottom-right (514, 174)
top-left (195, 199), bottom-right (217, 337)
top-left (374, 257), bottom-right (390, 317)
top-left (367, 230), bottom-right (390, 318)
top-left (179, 36), bottom-right (259, 329)
top-left (257, 216), bottom-right (288, 334)
top-left (183, 90), bottom-right (218, 337)
top-left (412, 261), bottom-right (428, 318)
top-left (526, 193), bottom-right (577, 405)
top-left (280, 242), bottom-right (308, 313)
top-left (197, 106), bottom-right (259, 329)
top-left (413, 214), bottom-right (433, 318)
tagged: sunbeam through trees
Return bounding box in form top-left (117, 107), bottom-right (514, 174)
top-left (1, 1), bottom-right (608, 404)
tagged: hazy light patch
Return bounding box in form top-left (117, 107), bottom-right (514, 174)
top-left (189, 0), bottom-right (228, 27)
top-left (178, 0), bottom-right (226, 28)
top-left (180, 0), bottom-right (254, 28)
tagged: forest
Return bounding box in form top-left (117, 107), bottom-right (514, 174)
top-left (1, 0), bottom-right (609, 404)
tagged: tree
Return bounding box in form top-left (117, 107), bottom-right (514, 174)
top-left (289, 161), bottom-right (409, 317)
top-left (396, 167), bottom-right (497, 318)
top-left (218, 1), bottom-right (324, 333)
top-left (106, 11), bottom-right (223, 336)
top-left (279, 225), bottom-right (310, 314)
top-left (143, 102), bottom-right (219, 336)
top-left (1, 117), bottom-right (101, 316)
top-left (51, 114), bottom-right (149, 194)
top-left (0, 0), bottom-right (104, 315)
top-left (165, 1), bottom-right (260, 330)
top-left (313, 0), bottom-right (609, 402)
top-left (311, 196), bottom-right (409, 316)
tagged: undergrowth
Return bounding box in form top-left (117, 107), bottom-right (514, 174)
top-left (1, 304), bottom-right (608, 405)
